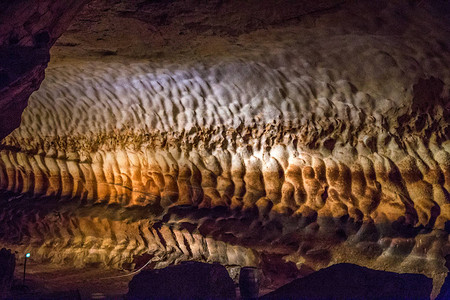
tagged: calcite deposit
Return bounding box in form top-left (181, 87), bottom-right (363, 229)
top-left (0, 0), bottom-right (449, 297)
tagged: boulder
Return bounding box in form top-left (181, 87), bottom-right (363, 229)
top-left (127, 261), bottom-right (236, 299)
top-left (262, 263), bottom-right (432, 300)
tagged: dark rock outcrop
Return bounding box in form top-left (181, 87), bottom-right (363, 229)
top-left (0, 0), bottom-right (90, 140)
top-left (126, 262), bottom-right (236, 299)
top-left (262, 263), bottom-right (433, 300)
top-left (0, 46), bottom-right (50, 140)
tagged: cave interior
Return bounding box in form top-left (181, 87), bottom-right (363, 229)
top-left (0, 0), bottom-right (450, 299)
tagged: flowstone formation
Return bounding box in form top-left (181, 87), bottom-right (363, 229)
top-left (0, 0), bottom-right (449, 296)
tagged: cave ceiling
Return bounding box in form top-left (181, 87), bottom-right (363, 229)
top-left (0, 0), bottom-right (450, 295)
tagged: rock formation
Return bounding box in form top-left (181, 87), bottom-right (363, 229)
top-left (0, 0), bottom-right (449, 297)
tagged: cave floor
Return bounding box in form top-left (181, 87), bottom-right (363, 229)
top-left (9, 261), bottom-right (280, 299)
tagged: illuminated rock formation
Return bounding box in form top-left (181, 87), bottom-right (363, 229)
top-left (0, 0), bottom-right (449, 297)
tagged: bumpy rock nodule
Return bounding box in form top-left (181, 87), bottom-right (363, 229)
top-left (0, 0), bottom-right (449, 297)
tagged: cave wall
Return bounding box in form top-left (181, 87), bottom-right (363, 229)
top-left (0, 0), bottom-right (90, 140)
top-left (0, 0), bottom-right (450, 296)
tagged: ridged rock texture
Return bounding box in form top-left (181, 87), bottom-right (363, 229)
top-left (0, 0), bottom-right (449, 296)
